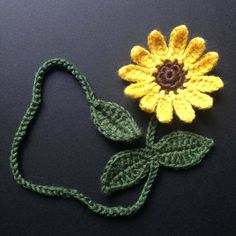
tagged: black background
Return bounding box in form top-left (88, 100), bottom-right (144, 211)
top-left (1, 0), bottom-right (236, 235)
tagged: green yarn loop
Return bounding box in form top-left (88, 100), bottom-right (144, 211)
top-left (33, 58), bottom-right (141, 142)
top-left (10, 58), bottom-right (214, 217)
top-left (9, 58), bottom-right (156, 217)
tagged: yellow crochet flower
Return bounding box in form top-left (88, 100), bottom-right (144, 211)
top-left (118, 25), bottom-right (224, 123)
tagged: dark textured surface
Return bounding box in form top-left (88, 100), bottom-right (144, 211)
top-left (0, 0), bottom-right (235, 235)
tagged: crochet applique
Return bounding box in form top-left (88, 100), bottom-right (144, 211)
top-left (118, 25), bottom-right (224, 123)
top-left (10, 25), bottom-right (223, 217)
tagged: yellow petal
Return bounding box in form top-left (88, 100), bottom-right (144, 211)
top-left (147, 30), bottom-right (168, 59)
top-left (130, 46), bottom-right (158, 68)
top-left (168, 25), bottom-right (189, 59)
top-left (156, 92), bottom-right (173, 123)
top-left (185, 75), bottom-right (224, 93)
top-left (182, 37), bottom-right (205, 67)
top-left (179, 87), bottom-right (213, 109)
top-left (188, 52), bottom-right (219, 75)
top-left (139, 91), bottom-right (160, 113)
top-left (118, 64), bottom-right (157, 83)
top-left (124, 80), bottom-right (158, 99)
top-left (173, 93), bottom-right (195, 123)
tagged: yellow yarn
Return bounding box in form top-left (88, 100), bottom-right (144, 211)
top-left (156, 91), bottom-right (173, 123)
top-left (124, 79), bottom-right (158, 99)
top-left (172, 93), bottom-right (196, 123)
top-left (118, 25), bottom-right (224, 123)
top-left (168, 25), bottom-right (189, 60)
top-left (118, 65), bottom-right (157, 83)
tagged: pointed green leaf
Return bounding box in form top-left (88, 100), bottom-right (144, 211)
top-left (100, 148), bottom-right (152, 194)
top-left (90, 99), bottom-right (142, 142)
top-left (153, 131), bottom-right (214, 169)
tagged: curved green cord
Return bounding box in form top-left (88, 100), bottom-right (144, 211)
top-left (145, 115), bottom-right (158, 147)
top-left (10, 58), bottom-right (159, 217)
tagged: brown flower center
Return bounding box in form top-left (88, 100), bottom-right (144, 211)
top-left (155, 60), bottom-right (187, 92)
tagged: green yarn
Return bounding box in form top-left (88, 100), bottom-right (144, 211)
top-left (100, 148), bottom-right (154, 195)
top-left (155, 131), bottom-right (214, 169)
top-left (145, 115), bottom-right (158, 147)
top-left (91, 99), bottom-right (142, 142)
top-left (100, 130), bottom-right (214, 195)
top-left (10, 58), bottom-right (214, 217)
top-left (34, 58), bottom-right (141, 142)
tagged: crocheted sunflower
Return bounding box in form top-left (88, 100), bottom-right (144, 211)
top-left (118, 25), bottom-right (224, 123)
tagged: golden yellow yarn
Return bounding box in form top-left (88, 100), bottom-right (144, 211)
top-left (118, 25), bottom-right (224, 123)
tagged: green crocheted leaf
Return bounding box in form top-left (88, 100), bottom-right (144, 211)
top-left (90, 99), bottom-right (142, 142)
top-left (100, 149), bottom-right (151, 194)
top-left (154, 131), bottom-right (214, 169)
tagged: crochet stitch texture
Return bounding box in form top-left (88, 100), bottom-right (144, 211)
top-left (10, 25), bottom-right (222, 217)
top-left (118, 25), bottom-right (224, 123)
top-left (10, 58), bottom-right (214, 217)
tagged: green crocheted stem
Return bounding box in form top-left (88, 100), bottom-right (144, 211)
top-left (10, 58), bottom-right (214, 217)
top-left (34, 59), bottom-right (96, 104)
top-left (99, 118), bottom-right (214, 195)
top-left (10, 58), bottom-right (158, 217)
top-left (30, 58), bottom-right (142, 142)
top-left (145, 115), bottom-right (158, 147)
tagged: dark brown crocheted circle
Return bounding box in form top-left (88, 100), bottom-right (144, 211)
top-left (155, 60), bottom-right (186, 91)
